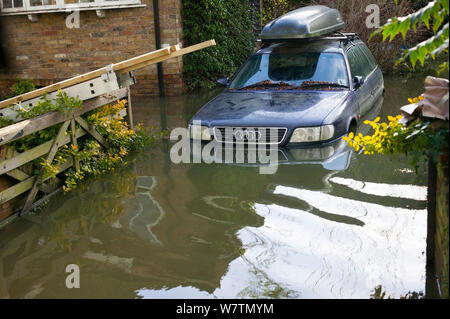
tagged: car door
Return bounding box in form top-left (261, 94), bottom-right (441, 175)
top-left (346, 45), bottom-right (373, 116)
top-left (358, 43), bottom-right (384, 101)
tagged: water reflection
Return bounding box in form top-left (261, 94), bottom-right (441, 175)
top-left (0, 75), bottom-right (429, 299)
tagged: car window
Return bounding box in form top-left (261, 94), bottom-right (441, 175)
top-left (229, 52), bottom-right (349, 89)
top-left (358, 43), bottom-right (377, 71)
top-left (347, 46), bottom-right (364, 78)
top-left (347, 45), bottom-right (372, 79)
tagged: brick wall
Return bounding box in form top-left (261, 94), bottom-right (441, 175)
top-left (0, 0), bottom-right (184, 97)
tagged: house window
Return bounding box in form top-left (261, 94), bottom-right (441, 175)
top-left (2, 0), bottom-right (24, 9)
top-left (0, 0), bottom-right (144, 15)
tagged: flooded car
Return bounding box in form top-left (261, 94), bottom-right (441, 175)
top-left (189, 6), bottom-right (384, 147)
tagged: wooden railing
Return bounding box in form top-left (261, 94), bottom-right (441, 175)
top-left (0, 88), bottom-right (130, 227)
top-left (0, 39), bottom-right (216, 228)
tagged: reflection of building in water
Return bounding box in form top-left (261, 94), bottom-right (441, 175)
top-left (119, 176), bottom-right (165, 246)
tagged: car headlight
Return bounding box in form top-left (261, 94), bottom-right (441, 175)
top-left (289, 125), bottom-right (335, 143)
top-left (190, 124), bottom-right (212, 141)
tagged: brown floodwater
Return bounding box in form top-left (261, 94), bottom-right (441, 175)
top-left (0, 75), bottom-right (432, 298)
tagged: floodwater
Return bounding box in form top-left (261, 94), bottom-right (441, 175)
top-left (0, 75), bottom-right (431, 299)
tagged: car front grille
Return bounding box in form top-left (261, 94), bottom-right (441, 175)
top-left (213, 127), bottom-right (287, 144)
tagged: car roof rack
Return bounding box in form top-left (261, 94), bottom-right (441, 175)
top-left (257, 32), bottom-right (360, 49)
top-left (319, 32), bottom-right (359, 41)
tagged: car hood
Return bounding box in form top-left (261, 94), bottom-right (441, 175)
top-left (191, 90), bottom-right (349, 127)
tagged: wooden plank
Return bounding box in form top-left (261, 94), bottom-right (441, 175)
top-left (0, 145), bottom-right (6, 159)
top-left (6, 169), bottom-right (57, 194)
top-left (70, 119), bottom-right (80, 172)
top-left (74, 117), bottom-right (109, 149)
top-left (126, 87), bottom-right (134, 130)
top-left (112, 45), bottom-right (179, 72)
top-left (0, 159), bottom-right (73, 206)
top-left (0, 177), bottom-right (34, 206)
top-left (0, 88), bottom-right (128, 147)
top-left (0, 127), bottom-right (86, 176)
top-left (119, 40), bottom-right (216, 73)
top-left (0, 47), bottom-right (173, 109)
top-left (21, 120), bottom-right (71, 214)
top-left (6, 169), bottom-right (29, 181)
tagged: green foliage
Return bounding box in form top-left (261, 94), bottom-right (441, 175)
top-left (262, 0), bottom-right (291, 24)
top-left (0, 117), bottom-right (13, 128)
top-left (370, 285), bottom-right (424, 299)
top-left (262, 0), bottom-right (308, 24)
top-left (9, 91), bottom-right (83, 152)
top-left (371, 0), bottom-right (449, 72)
top-left (58, 101), bottom-right (159, 192)
top-left (17, 90), bottom-right (83, 120)
top-left (0, 78), bottom-right (36, 128)
top-left (12, 125), bottom-right (61, 153)
top-left (343, 112), bottom-right (449, 171)
top-left (2, 78), bottom-right (159, 196)
top-left (5, 78), bottom-right (35, 99)
top-left (181, 0), bottom-right (257, 90)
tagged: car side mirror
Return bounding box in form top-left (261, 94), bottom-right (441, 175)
top-left (217, 78), bottom-right (230, 87)
top-left (353, 76), bottom-right (364, 89)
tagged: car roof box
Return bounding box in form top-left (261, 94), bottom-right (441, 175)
top-left (260, 5), bottom-right (345, 41)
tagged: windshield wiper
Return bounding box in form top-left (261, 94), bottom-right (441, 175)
top-left (299, 81), bottom-right (349, 89)
top-left (238, 80), bottom-right (297, 90)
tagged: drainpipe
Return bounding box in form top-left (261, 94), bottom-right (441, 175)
top-left (153, 0), bottom-right (165, 97)
top-left (0, 22), bottom-right (6, 68)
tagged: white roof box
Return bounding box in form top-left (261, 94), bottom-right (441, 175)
top-left (260, 5), bottom-right (345, 41)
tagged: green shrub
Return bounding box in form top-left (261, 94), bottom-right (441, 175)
top-left (262, 0), bottom-right (309, 24)
top-left (6, 78), bottom-right (35, 99)
top-left (181, 0), bottom-right (258, 91)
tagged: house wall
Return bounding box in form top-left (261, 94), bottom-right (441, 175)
top-left (0, 0), bottom-right (184, 97)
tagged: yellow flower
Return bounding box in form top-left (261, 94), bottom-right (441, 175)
top-left (373, 117), bottom-right (380, 123)
top-left (119, 146), bottom-right (128, 156)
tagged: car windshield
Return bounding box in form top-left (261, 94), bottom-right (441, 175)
top-left (229, 52), bottom-right (349, 90)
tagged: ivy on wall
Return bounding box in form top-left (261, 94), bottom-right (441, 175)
top-left (181, 0), bottom-right (258, 91)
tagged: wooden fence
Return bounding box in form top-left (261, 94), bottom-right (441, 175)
top-left (0, 39), bottom-right (216, 229)
top-left (0, 88), bottom-right (130, 228)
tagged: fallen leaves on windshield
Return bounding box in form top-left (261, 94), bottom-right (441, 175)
top-left (231, 80), bottom-right (347, 91)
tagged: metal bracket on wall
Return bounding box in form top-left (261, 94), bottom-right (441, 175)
top-left (27, 14), bottom-right (38, 22)
top-left (2, 68), bottom-right (126, 123)
top-left (96, 10), bottom-right (106, 18)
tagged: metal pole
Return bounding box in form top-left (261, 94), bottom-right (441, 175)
top-left (425, 158), bottom-right (439, 298)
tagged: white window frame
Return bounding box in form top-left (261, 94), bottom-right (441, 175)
top-left (0, 0), bottom-right (144, 15)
